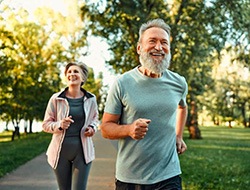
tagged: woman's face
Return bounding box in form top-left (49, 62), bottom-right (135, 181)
top-left (66, 65), bottom-right (83, 87)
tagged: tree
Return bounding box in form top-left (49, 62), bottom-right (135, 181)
top-left (0, 3), bottom-right (106, 132)
top-left (0, 8), bottom-right (63, 132)
top-left (200, 50), bottom-right (250, 128)
top-left (81, 0), bottom-right (249, 138)
top-left (81, 67), bottom-right (105, 118)
top-left (0, 7), bottom-right (76, 131)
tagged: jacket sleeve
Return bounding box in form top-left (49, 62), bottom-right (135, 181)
top-left (89, 96), bottom-right (100, 132)
top-left (42, 95), bottom-right (62, 134)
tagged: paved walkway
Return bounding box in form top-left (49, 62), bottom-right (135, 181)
top-left (0, 132), bottom-right (117, 190)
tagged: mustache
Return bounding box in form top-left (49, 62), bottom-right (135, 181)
top-left (149, 50), bottom-right (165, 54)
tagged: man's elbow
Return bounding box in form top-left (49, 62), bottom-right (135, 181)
top-left (100, 130), bottom-right (109, 139)
top-left (100, 124), bottom-right (110, 139)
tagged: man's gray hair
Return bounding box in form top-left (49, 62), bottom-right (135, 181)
top-left (138, 18), bottom-right (171, 43)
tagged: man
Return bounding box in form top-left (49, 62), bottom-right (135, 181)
top-left (100, 18), bottom-right (188, 190)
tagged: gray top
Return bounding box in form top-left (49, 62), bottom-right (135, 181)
top-left (65, 96), bottom-right (85, 137)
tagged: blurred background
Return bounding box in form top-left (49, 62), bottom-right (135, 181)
top-left (0, 0), bottom-right (249, 138)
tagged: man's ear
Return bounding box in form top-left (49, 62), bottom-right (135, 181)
top-left (137, 43), bottom-right (141, 55)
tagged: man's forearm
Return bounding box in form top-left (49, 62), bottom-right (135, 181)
top-left (176, 106), bottom-right (188, 137)
top-left (100, 122), bottom-right (131, 139)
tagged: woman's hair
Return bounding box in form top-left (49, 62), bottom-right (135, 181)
top-left (64, 62), bottom-right (89, 86)
top-left (138, 18), bottom-right (171, 43)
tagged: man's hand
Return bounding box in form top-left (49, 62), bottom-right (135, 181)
top-left (176, 136), bottom-right (187, 154)
top-left (129, 118), bottom-right (151, 140)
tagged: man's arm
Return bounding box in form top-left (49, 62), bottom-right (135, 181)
top-left (100, 112), bottom-right (151, 140)
top-left (176, 105), bottom-right (188, 154)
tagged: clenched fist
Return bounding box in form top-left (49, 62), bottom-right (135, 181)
top-left (129, 118), bottom-right (151, 140)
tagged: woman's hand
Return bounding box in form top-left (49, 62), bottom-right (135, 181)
top-left (60, 116), bottom-right (74, 130)
top-left (84, 126), bottom-right (95, 137)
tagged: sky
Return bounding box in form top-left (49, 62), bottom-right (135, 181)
top-left (3, 0), bottom-right (116, 86)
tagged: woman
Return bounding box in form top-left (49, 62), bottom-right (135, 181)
top-left (42, 62), bottom-right (99, 190)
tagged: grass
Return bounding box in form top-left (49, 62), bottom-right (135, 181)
top-left (0, 131), bottom-right (51, 178)
top-left (0, 126), bottom-right (249, 190)
top-left (180, 126), bottom-right (250, 190)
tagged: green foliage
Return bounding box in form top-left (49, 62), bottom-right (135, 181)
top-left (197, 53), bottom-right (250, 127)
top-left (0, 131), bottom-right (51, 178)
top-left (180, 126), bottom-right (250, 190)
top-left (84, 67), bottom-right (105, 118)
top-left (212, 0), bottom-right (250, 67)
top-left (0, 18), bottom-right (62, 128)
top-left (82, 0), bottom-right (170, 73)
top-left (81, 0), bottom-right (250, 129)
top-left (0, 5), bottom-right (104, 130)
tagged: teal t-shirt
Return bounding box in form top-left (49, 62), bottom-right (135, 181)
top-left (104, 67), bottom-right (188, 184)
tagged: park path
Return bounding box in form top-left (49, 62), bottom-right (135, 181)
top-left (0, 131), bottom-right (117, 190)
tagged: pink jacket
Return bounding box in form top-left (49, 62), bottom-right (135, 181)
top-left (42, 88), bottom-right (99, 169)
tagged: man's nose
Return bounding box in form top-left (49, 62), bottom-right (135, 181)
top-left (154, 41), bottom-right (163, 50)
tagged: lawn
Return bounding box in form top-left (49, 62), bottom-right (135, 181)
top-left (0, 126), bottom-right (249, 190)
top-left (180, 126), bottom-right (250, 190)
top-left (0, 131), bottom-right (51, 178)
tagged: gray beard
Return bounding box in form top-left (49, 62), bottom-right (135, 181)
top-left (139, 50), bottom-right (171, 74)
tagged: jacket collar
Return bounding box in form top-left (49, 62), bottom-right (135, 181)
top-left (57, 87), bottom-right (94, 99)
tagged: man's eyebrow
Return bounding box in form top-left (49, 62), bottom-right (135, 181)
top-left (148, 37), bottom-right (169, 42)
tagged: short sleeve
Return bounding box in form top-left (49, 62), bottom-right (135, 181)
top-left (179, 76), bottom-right (188, 107)
top-left (104, 77), bottom-right (123, 115)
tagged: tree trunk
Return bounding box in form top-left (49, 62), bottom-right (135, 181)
top-left (24, 121), bottom-right (28, 135)
top-left (187, 101), bottom-right (202, 139)
top-left (5, 121), bottom-right (10, 131)
top-left (212, 116), bottom-right (220, 125)
top-left (28, 119), bottom-right (33, 133)
top-left (240, 102), bottom-right (247, 128)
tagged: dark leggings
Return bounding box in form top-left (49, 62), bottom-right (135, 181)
top-left (54, 137), bottom-right (92, 190)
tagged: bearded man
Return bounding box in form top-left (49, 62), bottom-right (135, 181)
top-left (100, 18), bottom-right (188, 190)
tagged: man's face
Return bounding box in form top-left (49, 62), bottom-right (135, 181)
top-left (137, 27), bottom-right (171, 74)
